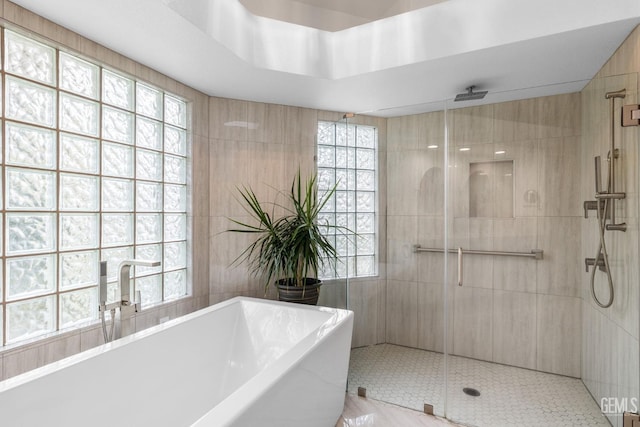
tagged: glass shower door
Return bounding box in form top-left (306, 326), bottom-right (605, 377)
top-left (345, 99), bottom-right (450, 418)
top-left (442, 88), bottom-right (606, 426)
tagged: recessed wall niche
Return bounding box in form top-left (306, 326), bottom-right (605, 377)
top-left (469, 160), bottom-right (514, 218)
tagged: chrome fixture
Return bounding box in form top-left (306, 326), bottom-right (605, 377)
top-left (119, 259), bottom-right (160, 309)
top-left (414, 245), bottom-right (543, 287)
top-left (98, 259), bottom-right (161, 342)
top-left (584, 89), bottom-right (626, 308)
top-left (114, 259), bottom-right (161, 339)
top-left (413, 245), bottom-right (544, 259)
top-left (454, 85), bottom-right (488, 102)
top-left (98, 261), bottom-right (117, 343)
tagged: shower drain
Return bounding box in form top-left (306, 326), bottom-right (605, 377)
top-left (463, 387), bottom-right (481, 397)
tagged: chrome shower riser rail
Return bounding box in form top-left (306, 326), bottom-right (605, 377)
top-left (413, 245), bottom-right (544, 260)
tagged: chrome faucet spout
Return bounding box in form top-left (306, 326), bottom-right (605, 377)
top-left (118, 259), bottom-right (161, 304)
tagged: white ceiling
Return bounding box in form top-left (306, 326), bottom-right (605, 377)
top-left (239, 0), bottom-right (447, 31)
top-left (9, 0), bottom-right (640, 117)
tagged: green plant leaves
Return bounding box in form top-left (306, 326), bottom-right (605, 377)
top-left (227, 170), bottom-right (349, 291)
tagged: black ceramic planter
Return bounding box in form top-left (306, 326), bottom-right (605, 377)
top-left (276, 278), bottom-right (322, 305)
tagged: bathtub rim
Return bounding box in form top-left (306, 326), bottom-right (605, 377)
top-left (191, 297), bottom-right (354, 426)
top-left (0, 297), bottom-right (353, 412)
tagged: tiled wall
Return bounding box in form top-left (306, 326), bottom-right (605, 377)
top-left (206, 102), bottom-right (388, 348)
top-left (0, 0), bottom-right (211, 380)
top-left (581, 26), bottom-right (640, 427)
top-left (386, 93), bottom-right (583, 378)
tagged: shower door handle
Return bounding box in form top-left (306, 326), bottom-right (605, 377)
top-left (457, 247), bottom-right (463, 286)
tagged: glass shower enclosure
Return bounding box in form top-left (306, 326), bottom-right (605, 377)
top-left (346, 82), bottom-right (636, 425)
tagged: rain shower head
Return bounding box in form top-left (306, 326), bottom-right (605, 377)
top-left (454, 86), bottom-right (488, 102)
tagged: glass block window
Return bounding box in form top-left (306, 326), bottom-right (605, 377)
top-left (0, 28), bottom-right (191, 346)
top-left (317, 121), bottom-right (377, 279)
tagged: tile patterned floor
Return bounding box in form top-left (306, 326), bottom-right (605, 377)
top-left (348, 344), bottom-right (611, 427)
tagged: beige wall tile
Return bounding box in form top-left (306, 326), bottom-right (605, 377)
top-left (581, 300), bottom-right (599, 395)
top-left (537, 217), bottom-right (581, 297)
top-left (175, 296), bottom-right (196, 317)
top-left (417, 216), bottom-right (446, 284)
top-left (347, 280), bottom-right (379, 347)
top-left (386, 280), bottom-right (418, 347)
top-left (450, 105), bottom-right (494, 146)
top-left (246, 141), bottom-right (287, 205)
top-left (3, 345), bottom-right (44, 380)
top-left (191, 92), bottom-right (210, 138)
top-left (417, 281), bottom-right (447, 353)
top-left (417, 147), bottom-right (445, 217)
top-left (316, 109), bottom-right (343, 123)
top-left (209, 97), bottom-right (248, 141)
top-left (386, 111), bottom-right (443, 152)
top-left (209, 216), bottom-right (252, 296)
top-left (537, 136), bottom-right (582, 217)
top-left (247, 102), bottom-right (285, 143)
top-left (376, 278), bottom-right (387, 344)
top-left (387, 150), bottom-right (428, 216)
top-left (450, 143), bottom-right (497, 218)
top-left (609, 217), bottom-right (639, 339)
top-left (494, 98), bottom-right (538, 143)
top-left (191, 215), bottom-right (210, 298)
top-left (42, 333), bottom-right (81, 365)
top-left (209, 139), bottom-right (250, 217)
top-left (192, 135), bottom-right (210, 217)
top-left (386, 215), bottom-right (418, 282)
top-left (452, 286), bottom-right (493, 361)
top-left (80, 325), bottom-right (104, 351)
top-left (493, 218), bottom-right (538, 293)
top-left (135, 63), bottom-right (171, 92)
top-left (463, 218), bottom-right (494, 289)
top-left (317, 279), bottom-right (348, 309)
top-left (282, 143), bottom-right (315, 178)
top-left (493, 140), bottom-right (538, 218)
top-left (284, 106), bottom-right (318, 146)
top-left (536, 294), bottom-right (581, 377)
top-left (536, 93), bottom-right (581, 139)
top-left (617, 329), bottom-right (640, 413)
top-left (492, 290), bottom-right (536, 369)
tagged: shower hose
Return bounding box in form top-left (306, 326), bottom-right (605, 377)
top-left (100, 307), bottom-right (117, 343)
top-left (590, 165), bottom-right (614, 308)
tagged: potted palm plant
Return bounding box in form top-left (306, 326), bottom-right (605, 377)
top-left (228, 170), bottom-right (340, 305)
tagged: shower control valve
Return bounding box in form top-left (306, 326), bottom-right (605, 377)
top-left (583, 200), bottom-right (608, 219)
top-left (585, 257), bottom-right (607, 273)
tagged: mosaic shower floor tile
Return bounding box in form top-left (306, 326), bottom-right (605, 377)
top-left (348, 344), bottom-right (610, 427)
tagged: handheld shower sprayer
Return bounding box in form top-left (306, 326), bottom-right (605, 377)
top-left (585, 89), bottom-right (626, 308)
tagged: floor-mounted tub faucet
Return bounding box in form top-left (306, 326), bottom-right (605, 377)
top-left (118, 259), bottom-right (161, 311)
top-left (100, 259), bottom-right (161, 342)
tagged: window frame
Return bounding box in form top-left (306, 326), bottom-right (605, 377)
top-left (0, 27), bottom-right (192, 347)
top-left (316, 120), bottom-right (378, 280)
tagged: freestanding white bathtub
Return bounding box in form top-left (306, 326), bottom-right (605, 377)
top-left (0, 297), bottom-right (354, 427)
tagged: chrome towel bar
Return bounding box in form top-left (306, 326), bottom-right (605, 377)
top-left (413, 245), bottom-right (544, 260)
